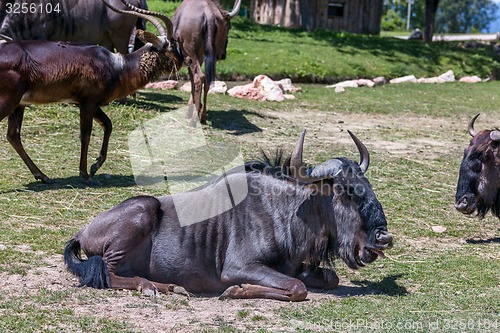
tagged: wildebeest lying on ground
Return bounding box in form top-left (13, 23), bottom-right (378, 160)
top-left (65, 130), bottom-right (393, 301)
top-left (455, 114), bottom-right (500, 219)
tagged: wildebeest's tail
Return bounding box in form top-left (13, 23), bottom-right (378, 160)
top-left (204, 24), bottom-right (216, 88)
top-left (64, 238), bottom-right (110, 289)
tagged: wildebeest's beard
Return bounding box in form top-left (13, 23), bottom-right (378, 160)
top-left (329, 163), bottom-right (392, 269)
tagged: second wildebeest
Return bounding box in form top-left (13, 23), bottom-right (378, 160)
top-left (173, 0), bottom-right (242, 124)
top-left (455, 114), bottom-right (500, 219)
top-left (64, 130), bottom-right (393, 301)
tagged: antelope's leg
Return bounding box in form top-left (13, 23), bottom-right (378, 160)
top-left (220, 263), bottom-right (308, 301)
top-left (90, 108), bottom-right (112, 177)
top-left (6, 106), bottom-right (53, 183)
top-left (78, 103), bottom-right (97, 184)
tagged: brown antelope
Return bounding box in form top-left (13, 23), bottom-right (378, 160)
top-left (173, 0), bottom-right (242, 125)
top-left (0, 0), bottom-right (183, 184)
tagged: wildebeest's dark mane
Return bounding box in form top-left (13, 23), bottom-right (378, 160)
top-left (245, 149), bottom-right (292, 177)
top-left (190, 149), bottom-right (296, 191)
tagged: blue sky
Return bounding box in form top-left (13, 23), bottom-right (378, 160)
top-left (491, 0), bottom-right (500, 32)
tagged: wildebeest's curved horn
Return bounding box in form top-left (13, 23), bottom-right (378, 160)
top-left (103, 0), bottom-right (172, 40)
top-left (228, 0), bottom-right (242, 18)
top-left (290, 130), bottom-right (308, 181)
top-left (348, 130), bottom-right (369, 173)
top-left (491, 130), bottom-right (500, 141)
top-left (290, 130), bottom-right (343, 182)
top-left (468, 113), bottom-right (480, 137)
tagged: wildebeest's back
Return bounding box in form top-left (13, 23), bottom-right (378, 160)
top-left (149, 173), bottom-right (316, 293)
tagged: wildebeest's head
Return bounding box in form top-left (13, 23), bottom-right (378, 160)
top-left (215, 0), bottom-right (241, 60)
top-left (288, 130), bottom-right (393, 269)
top-left (455, 114), bottom-right (500, 219)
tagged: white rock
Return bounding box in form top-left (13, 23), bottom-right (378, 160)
top-left (356, 79), bottom-right (375, 87)
top-left (228, 75), bottom-right (299, 102)
top-left (459, 76), bottom-right (482, 83)
top-left (208, 81), bottom-right (228, 94)
top-left (326, 80), bottom-right (359, 89)
top-left (179, 82), bottom-right (192, 92)
top-left (145, 80), bottom-right (178, 90)
top-left (417, 77), bottom-right (446, 84)
top-left (389, 75), bottom-right (417, 84)
top-left (253, 75), bottom-right (285, 102)
top-left (276, 78), bottom-right (301, 92)
top-left (373, 76), bottom-right (387, 85)
top-left (438, 70), bottom-right (455, 82)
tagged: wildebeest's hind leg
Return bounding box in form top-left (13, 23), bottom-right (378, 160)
top-left (296, 265), bottom-right (339, 290)
top-left (219, 263), bottom-right (308, 301)
top-left (108, 272), bottom-right (191, 297)
top-left (64, 196), bottom-right (189, 297)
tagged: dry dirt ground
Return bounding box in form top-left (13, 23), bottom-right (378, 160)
top-left (0, 108), bottom-right (484, 332)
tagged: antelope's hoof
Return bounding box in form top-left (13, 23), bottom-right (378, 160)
top-left (84, 178), bottom-right (101, 187)
top-left (39, 177), bottom-right (55, 184)
top-left (90, 160), bottom-right (102, 177)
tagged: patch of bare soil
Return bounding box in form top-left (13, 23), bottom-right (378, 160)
top-left (0, 254), bottom-right (384, 332)
top-left (241, 109), bottom-right (469, 160)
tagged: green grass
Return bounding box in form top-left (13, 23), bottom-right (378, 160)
top-left (0, 2), bottom-right (499, 330)
top-left (145, 0), bottom-right (499, 82)
top-left (0, 82), bottom-right (499, 331)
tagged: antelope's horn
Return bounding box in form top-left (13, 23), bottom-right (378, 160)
top-left (228, 0), bottom-right (242, 18)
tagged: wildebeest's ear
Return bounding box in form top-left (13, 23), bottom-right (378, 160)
top-left (490, 131), bottom-right (500, 142)
top-left (309, 159), bottom-right (343, 179)
top-left (136, 30), bottom-right (161, 47)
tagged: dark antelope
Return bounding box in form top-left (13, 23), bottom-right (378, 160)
top-left (0, 0), bottom-right (183, 184)
top-left (64, 130), bottom-right (393, 301)
top-left (455, 114), bottom-right (500, 219)
top-left (173, 0), bottom-right (242, 124)
top-left (0, 0), bottom-right (148, 53)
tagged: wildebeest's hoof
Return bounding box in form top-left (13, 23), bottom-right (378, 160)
top-left (142, 288), bottom-right (159, 298)
top-left (218, 285), bottom-right (239, 300)
top-left (172, 285), bottom-right (192, 298)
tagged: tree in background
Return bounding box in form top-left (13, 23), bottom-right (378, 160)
top-left (383, 0), bottom-right (498, 42)
top-left (424, 0), bottom-right (440, 43)
top-left (435, 0), bottom-right (499, 33)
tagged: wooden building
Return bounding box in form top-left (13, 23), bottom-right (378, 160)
top-left (251, 0), bottom-right (384, 34)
